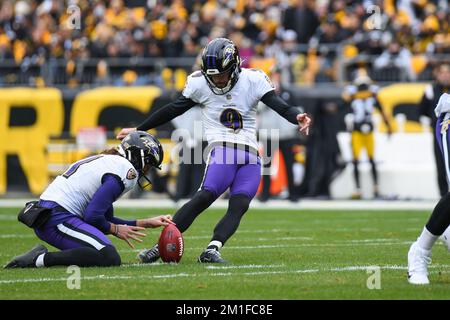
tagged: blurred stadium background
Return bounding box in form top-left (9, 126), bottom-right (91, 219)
top-left (0, 0), bottom-right (449, 203)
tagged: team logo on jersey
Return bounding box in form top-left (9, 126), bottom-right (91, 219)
top-left (126, 168), bottom-right (137, 180)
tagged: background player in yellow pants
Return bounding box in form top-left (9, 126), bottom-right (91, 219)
top-left (343, 72), bottom-right (392, 199)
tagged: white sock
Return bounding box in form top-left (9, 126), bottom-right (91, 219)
top-left (35, 253), bottom-right (45, 268)
top-left (417, 227), bottom-right (438, 251)
top-left (207, 240), bottom-right (223, 251)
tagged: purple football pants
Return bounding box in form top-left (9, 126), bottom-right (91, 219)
top-left (201, 146), bottom-right (262, 199)
top-left (35, 201), bottom-right (112, 251)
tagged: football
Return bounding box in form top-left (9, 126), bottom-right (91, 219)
top-left (158, 223), bottom-right (184, 263)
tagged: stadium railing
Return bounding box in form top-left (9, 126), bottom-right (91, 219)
top-left (0, 48), bottom-right (446, 88)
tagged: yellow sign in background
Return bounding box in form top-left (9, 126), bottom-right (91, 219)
top-left (0, 86), bottom-right (161, 194)
top-left (0, 83), bottom-right (430, 195)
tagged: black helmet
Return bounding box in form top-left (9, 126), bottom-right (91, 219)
top-left (119, 131), bottom-right (164, 188)
top-left (201, 38), bottom-right (241, 95)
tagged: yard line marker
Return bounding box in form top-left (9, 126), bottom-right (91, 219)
top-left (205, 264), bottom-right (284, 270)
top-left (337, 238), bottom-right (401, 243)
top-left (184, 235), bottom-right (314, 241)
top-left (0, 234), bottom-right (35, 239)
top-left (254, 237), bottom-right (314, 241)
top-left (222, 242), bottom-right (414, 249)
top-left (184, 235), bottom-right (212, 239)
top-left (2, 264), bottom-right (449, 285)
top-left (118, 241), bottom-right (415, 254)
top-left (122, 262), bottom-right (167, 267)
top-left (0, 198), bottom-right (437, 210)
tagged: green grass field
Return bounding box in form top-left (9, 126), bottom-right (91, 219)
top-left (0, 207), bottom-right (449, 300)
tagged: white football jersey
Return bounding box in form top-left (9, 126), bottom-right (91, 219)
top-left (40, 155), bottom-right (137, 217)
top-left (182, 68), bottom-right (275, 150)
top-left (435, 93), bottom-right (450, 118)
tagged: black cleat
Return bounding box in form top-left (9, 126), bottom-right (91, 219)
top-left (198, 249), bottom-right (228, 263)
top-left (138, 244), bottom-right (160, 264)
top-left (4, 244), bottom-right (48, 269)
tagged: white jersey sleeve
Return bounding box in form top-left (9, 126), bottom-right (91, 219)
top-left (40, 155), bottom-right (138, 217)
top-left (435, 93), bottom-right (450, 118)
top-left (182, 71), bottom-right (204, 103)
top-left (250, 69), bottom-right (275, 100)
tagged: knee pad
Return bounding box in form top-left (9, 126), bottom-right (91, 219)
top-left (100, 245), bottom-right (121, 267)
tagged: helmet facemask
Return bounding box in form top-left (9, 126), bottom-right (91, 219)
top-left (204, 64), bottom-right (240, 95)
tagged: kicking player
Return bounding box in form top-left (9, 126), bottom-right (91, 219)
top-left (5, 131), bottom-right (172, 268)
top-left (117, 38), bottom-right (311, 263)
top-left (342, 72), bottom-right (392, 199)
top-left (408, 92), bottom-right (450, 284)
top-left (419, 62), bottom-right (450, 196)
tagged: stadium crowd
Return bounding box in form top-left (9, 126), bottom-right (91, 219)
top-left (0, 0), bottom-right (449, 87)
top-left (0, 0), bottom-right (449, 201)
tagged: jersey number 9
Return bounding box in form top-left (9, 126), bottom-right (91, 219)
top-left (220, 108), bottom-right (243, 131)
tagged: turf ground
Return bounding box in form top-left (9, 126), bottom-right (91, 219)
top-left (0, 206), bottom-right (449, 300)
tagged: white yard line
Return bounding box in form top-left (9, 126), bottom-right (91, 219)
top-left (0, 234), bottom-right (35, 239)
top-left (114, 199), bottom-right (438, 210)
top-left (0, 199), bottom-right (438, 210)
top-left (205, 264), bottom-right (284, 270)
top-left (119, 241), bottom-right (414, 253)
top-left (337, 239), bottom-right (402, 243)
top-left (212, 242), bottom-right (413, 249)
top-left (1, 264), bottom-right (449, 285)
top-left (125, 240), bottom-right (417, 253)
top-left (185, 236), bottom-right (314, 241)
